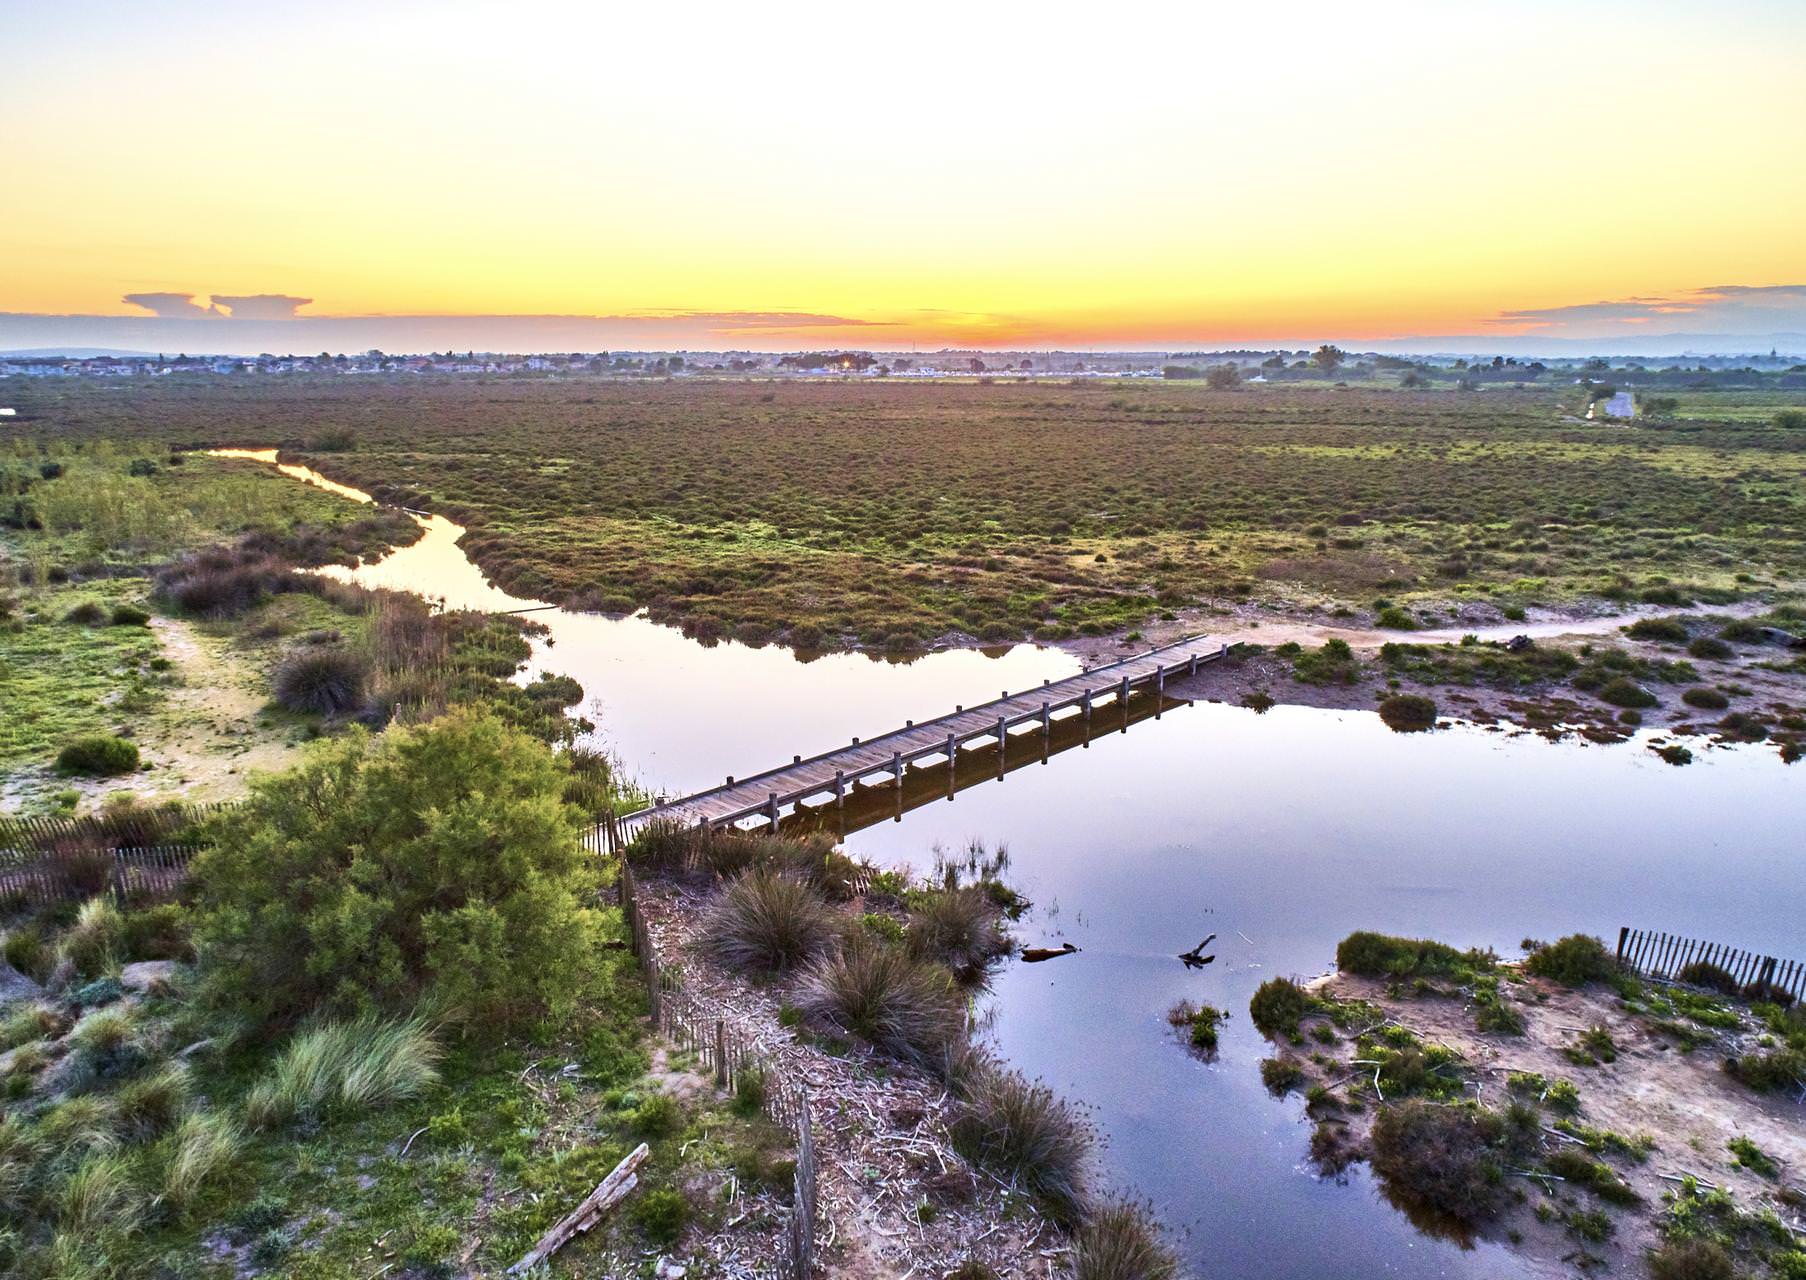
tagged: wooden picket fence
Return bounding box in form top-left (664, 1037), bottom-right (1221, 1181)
top-left (1617, 926), bottom-right (1806, 1001)
top-left (619, 861), bottom-right (817, 1279)
top-left (0, 803), bottom-right (229, 856)
top-left (0, 844), bottom-right (200, 909)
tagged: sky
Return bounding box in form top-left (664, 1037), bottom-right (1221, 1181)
top-left (6, 0), bottom-right (1806, 354)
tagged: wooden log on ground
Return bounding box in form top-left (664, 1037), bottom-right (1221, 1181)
top-left (506, 1142), bottom-right (649, 1274)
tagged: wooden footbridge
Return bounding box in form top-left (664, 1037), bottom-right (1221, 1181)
top-left (591, 634), bottom-right (1227, 852)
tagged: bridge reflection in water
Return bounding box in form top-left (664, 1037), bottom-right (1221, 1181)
top-left (769, 685), bottom-right (1187, 841)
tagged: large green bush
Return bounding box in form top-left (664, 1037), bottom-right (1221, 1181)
top-left (56, 735), bottom-right (141, 776)
top-left (192, 710), bottom-right (606, 1034)
top-left (1522, 934), bottom-right (1616, 987)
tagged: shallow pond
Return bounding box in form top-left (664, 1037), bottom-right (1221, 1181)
top-left (213, 449), bottom-right (1802, 1279)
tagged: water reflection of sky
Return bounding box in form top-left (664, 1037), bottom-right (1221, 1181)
top-left (844, 705), bottom-right (1800, 1280)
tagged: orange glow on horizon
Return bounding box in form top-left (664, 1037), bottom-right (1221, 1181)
top-left (6, 1), bottom-right (1805, 349)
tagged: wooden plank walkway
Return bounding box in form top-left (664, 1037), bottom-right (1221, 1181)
top-left (601, 634), bottom-right (1226, 849)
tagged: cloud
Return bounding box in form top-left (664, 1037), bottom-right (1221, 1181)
top-left (210, 294), bottom-right (313, 320)
top-left (122, 292), bottom-right (219, 319)
top-left (1494, 284), bottom-right (1806, 337)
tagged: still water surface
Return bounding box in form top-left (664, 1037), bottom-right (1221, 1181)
top-left (213, 450), bottom-right (1802, 1279)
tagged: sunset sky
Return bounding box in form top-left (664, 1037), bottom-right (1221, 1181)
top-left (8, 0), bottom-right (1806, 352)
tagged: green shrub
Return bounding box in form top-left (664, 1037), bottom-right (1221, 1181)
top-left (1336, 931), bottom-right (1480, 979)
top-left (1647, 1239), bottom-right (1735, 1280)
top-left (120, 902), bottom-right (191, 962)
top-left (859, 911), bottom-right (905, 943)
top-left (950, 1060), bottom-right (1092, 1225)
top-left (56, 735), bottom-right (140, 776)
top-left (702, 868), bottom-right (833, 971)
top-left (1676, 960), bottom-right (1739, 995)
top-left (63, 601), bottom-right (108, 626)
top-left (108, 604), bottom-right (150, 627)
top-left (1687, 636), bottom-right (1732, 660)
top-left (1595, 677), bottom-right (1657, 708)
top-left (631, 1187), bottom-right (689, 1247)
top-left (273, 644), bottom-right (369, 715)
top-left (193, 711), bottom-right (608, 1033)
top-left (1522, 935), bottom-right (1615, 986)
top-left (1774, 409), bottom-right (1806, 430)
top-left (244, 1012), bottom-right (442, 1128)
top-left (1727, 1135), bottom-right (1778, 1178)
top-left (1368, 1101), bottom-right (1504, 1225)
top-left (1249, 978), bottom-right (1312, 1038)
top-left (630, 1092), bottom-right (680, 1138)
top-left (1726, 1046), bottom-right (1806, 1093)
top-left (1626, 617), bottom-right (1689, 643)
top-left (1682, 687), bottom-right (1730, 710)
top-left (1375, 607), bottom-right (1417, 630)
top-left (1377, 693), bottom-right (1437, 732)
top-left (798, 938), bottom-right (965, 1065)
top-left (1261, 1057), bottom-right (1305, 1094)
top-left (1167, 1001), bottom-right (1228, 1052)
top-left (1072, 1200), bottom-right (1179, 1280)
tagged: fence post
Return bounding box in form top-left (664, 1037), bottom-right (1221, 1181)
top-left (714, 1019), bottom-right (728, 1089)
top-left (1616, 926), bottom-right (1628, 963)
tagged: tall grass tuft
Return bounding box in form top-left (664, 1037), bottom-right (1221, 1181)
top-left (244, 1013), bottom-right (442, 1129)
top-left (58, 1151), bottom-right (141, 1235)
top-left (1073, 1200), bottom-right (1180, 1280)
top-left (58, 897), bottom-right (125, 979)
top-left (701, 869), bottom-right (833, 971)
top-left (116, 1063), bottom-right (192, 1142)
top-left (159, 1111), bottom-right (243, 1210)
top-left (949, 1058), bottom-right (1093, 1224)
top-left (798, 937), bottom-right (966, 1065)
top-left (273, 644), bottom-right (370, 715)
top-left (1, 1002), bottom-right (64, 1052)
top-left (906, 887), bottom-right (1009, 981)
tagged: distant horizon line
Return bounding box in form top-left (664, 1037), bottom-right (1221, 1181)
top-left (6, 342), bottom-right (1805, 364)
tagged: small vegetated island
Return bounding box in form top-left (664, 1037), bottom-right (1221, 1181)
top-left (1249, 930), bottom-right (1806, 1279)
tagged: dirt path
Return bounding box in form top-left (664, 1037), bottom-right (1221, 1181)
top-left (130, 617), bottom-right (304, 802)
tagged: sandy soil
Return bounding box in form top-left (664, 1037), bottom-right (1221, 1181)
top-left (1278, 970), bottom-right (1806, 1277)
top-left (131, 617), bottom-right (305, 801)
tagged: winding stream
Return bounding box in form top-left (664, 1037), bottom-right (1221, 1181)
top-left (211, 449), bottom-right (1803, 1279)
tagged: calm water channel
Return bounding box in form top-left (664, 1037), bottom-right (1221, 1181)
top-left (213, 450), bottom-right (1803, 1279)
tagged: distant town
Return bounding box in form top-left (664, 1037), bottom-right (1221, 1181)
top-left (4, 346), bottom-right (1805, 388)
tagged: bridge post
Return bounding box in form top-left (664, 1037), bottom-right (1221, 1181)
top-left (767, 793), bottom-right (779, 829)
top-left (892, 751), bottom-right (903, 784)
top-left (1119, 675), bottom-right (1130, 706)
top-left (995, 716), bottom-right (1007, 779)
top-left (834, 770), bottom-right (845, 810)
top-left (1082, 689), bottom-right (1092, 724)
top-left (1155, 664), bottom-right (1165, 718)
top-left (1189, 653), bottom-right (1198, 675)
top-left (1041, 701), bottom-right (1050, 732)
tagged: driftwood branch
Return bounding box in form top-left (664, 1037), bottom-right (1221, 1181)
top-left (506, 1142), bottom-right (649, 1274)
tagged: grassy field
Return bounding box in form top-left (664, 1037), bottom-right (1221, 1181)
top-left (1, 446), bottom-right (599, 812)
top-left (7, 378), bottom-right (1805, 649)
